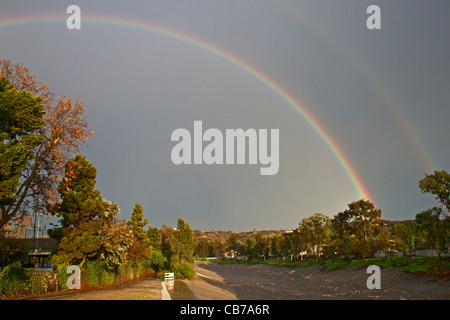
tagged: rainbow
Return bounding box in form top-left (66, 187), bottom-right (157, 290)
top-left (278, 2), bottom-right (437, 173)
top-left (0, 12), bottom-right (373, 201)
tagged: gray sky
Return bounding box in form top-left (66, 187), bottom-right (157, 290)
top-left (1, 0), bottom-right (449, 231)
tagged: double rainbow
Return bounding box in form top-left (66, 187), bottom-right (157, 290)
top-left (1, 12), bottom-right (376, 201)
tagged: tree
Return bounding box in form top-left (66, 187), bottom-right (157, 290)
top-left (126, 203), bottom-right (151, 262)
top-left (51, 155), bottom-right (105, 228)
top-left (127, 203), bottom-right (148, 241)
top-left (242, 237), bottom-right (257, 259)
top-left (331, 210), bottom-right (354, 259)
top-left (391, 221), bottom-right (418, 256)
top-left (160, 218), bottom-right (196, 267)
top-left (269, 234), bottom-right (283, 258)
top-left (175, 217), bottom-right (196, 264)
top-left (419, 170), bottom-right (450, 216)
top-left (332, 199), bottom-right (384, 259)
top-left (255, 234), bottom-right (271, 260)
top-left (147, 226), bottom-right (161, 250)
top-left (195, 240), bottom-right (210, 258)
top-left (0, 77), bottom-right (44, 228)
top-left (226, 233), bottom-right (240, 253)
top-left (0, 60), bottom-right (92, 230)
top-left (416, 207), bottom-right (449, 258)
top-left (298, 213), bottom-right (331, 261)
top-left (51, 156), bottom-right (131, 267)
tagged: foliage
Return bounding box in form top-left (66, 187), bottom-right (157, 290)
top-left (0, 235), bottom-right (30, 268)
top-left (195, 239), bottom-right (225, 258)
top-left (147, 226), bottom-right (161, 250)
top-left (51, 156), bottom-right (133, 268)
top-left (0, 60), bottom-right (92, 230)
top-left (298, 213), bottom-right (331, 261)
top-left (86, 260), bottom-right (103, 287)
top-left (416, 207), bottom-right (450, 258)
top-left (0, 77), bottom-right (44, 221)
top-left (148, 249), bottom-right (167, 272)
top-left (419, 170), bottom-right (450, 214)
top-left (52, 154), bottom-right (105, 228)
top-left (127, 203), bottom-right (151, 262)
top-left (159, 218), bottom-right (196, 273)
top-left (0, 262), bottom-right (28, 298)
top-left (100, 220), bottom-right (134, 268)
top-left (331, 199), bottom-right (386, 259)
top-left (25, 268), bottom-right (57, 295)
top-left (391, 221), bottom-right (418, 255)
top-left (166, 218), bottom-right (196, 266)
top-left (173, 261), bottom-right (195, 279)
top-left (127, 203), bottom-right (148, 241)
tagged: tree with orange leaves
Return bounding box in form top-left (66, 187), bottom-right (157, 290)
top-left (0, 59), bottom-right (93, 230)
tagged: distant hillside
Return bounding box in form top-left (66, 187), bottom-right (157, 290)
top-left (192, 219), bottom-right (413, 243)
top-left (193, 229), bottom-right (290, 243)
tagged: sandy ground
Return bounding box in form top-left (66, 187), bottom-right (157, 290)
top-left (190, 262), bottom-right (450, 300)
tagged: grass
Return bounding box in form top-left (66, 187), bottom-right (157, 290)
top-left (205, 256), bottom-right (450, 279)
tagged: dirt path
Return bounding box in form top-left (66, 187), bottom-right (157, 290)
top-left (191, 262), bottom-right (450, 300)
top-left (28, 276), bottom-right (162, 300)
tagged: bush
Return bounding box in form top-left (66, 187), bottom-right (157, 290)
top-left (0, 262), bottom-right (28, 298)
top-left (101, 268), bottom-right (115, 285)
top-left (25, 269), bottom-right (58, 295)
top-left (55, 264), bottom-right (70, 291)
top-left (173, 261), bottom-right (195, 279)
top-left (155, 270), bottom-right (172, 279)
top-left (0, 239), bottom-right (30, 268)
top-left (150, 250), bottom-right (167, 272)
top-left (86, 261), bottom-right (102, 287)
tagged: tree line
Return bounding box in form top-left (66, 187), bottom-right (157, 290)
top-left (195, 171), bottom-right (450, 261)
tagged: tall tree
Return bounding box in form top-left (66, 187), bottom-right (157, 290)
top-left (176, 217), bottom-right (196, 263)
top-left (127, 203), bottom-right (148, 242)
top-left (52, 155), bottom-right (105, 228)
top-left (160, 218), bottom-right (196, 267)
top-left (147, 226), bottom-right (161, 250)
top-left (298, 213), bottom-right (330, 261)
top-left (333, 199), bottom-right (384, 258)
top-left (127, 203), bottom-right (151, 261)
top-left (0, 77), bottom-right (44, 222)
top-left (51, 156), bottom-right (131, 267)
top-left (416, 207), bottom-right (449, 258)
top-left (331, 210), bottom-right (354, 258)
top-left (391, 221), bottom-right (418, 256)
top-left (0, 60), bottom-right (92, 229)
top-left (419, 170), bottom-right (450, 215)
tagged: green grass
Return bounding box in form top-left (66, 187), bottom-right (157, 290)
top-left (205, 256), bottom-right (450, 278)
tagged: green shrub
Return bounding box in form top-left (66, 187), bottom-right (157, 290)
top-left (173, 261), bottom-right (195, 279)
top-left (155, 270), bottom-right (172, 279)
top-left (56, 264), bottom-right (69, 291)
top-left (25, 269), bottom-right (58, 295)
top-left (150, 250), bottom-right (167, 272)
top-left (86, 261), bottom-right (102, 287)
top-left (0, 262), bottom-right (28, 298)
top-left (101, 268), bottom-right (115, 285)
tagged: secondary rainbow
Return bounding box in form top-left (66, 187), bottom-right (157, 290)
top-left (278, 2), bottom-right (437, 172)
top-left (0, 12), bottom-right (373, 201)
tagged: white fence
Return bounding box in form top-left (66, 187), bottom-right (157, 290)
top-left (164, 272), bottom-right (174, 280)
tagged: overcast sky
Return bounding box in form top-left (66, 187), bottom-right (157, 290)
top-left (1, 0), bottom-right (449, 231)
